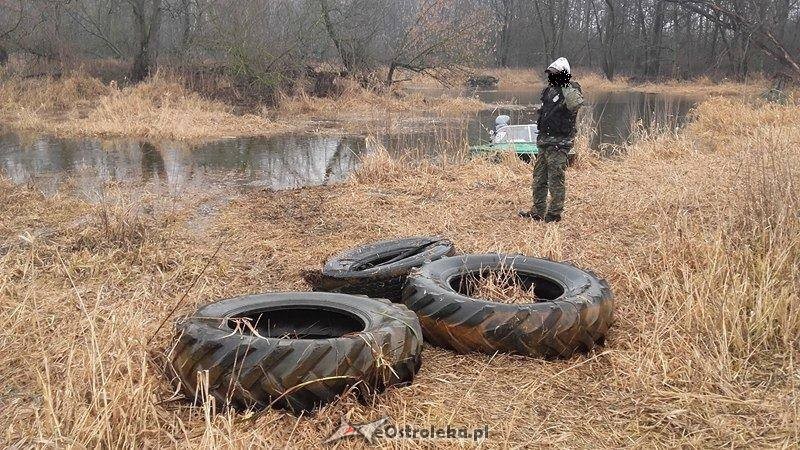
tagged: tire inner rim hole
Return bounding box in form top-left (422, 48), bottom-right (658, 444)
top-left (228, 307), bottom-right (366, 339)
top-left (450, 268), bottom-right (565, 303)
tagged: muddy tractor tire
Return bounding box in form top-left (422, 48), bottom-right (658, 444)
top-left (303, 236), bottom-right (455, 302)
top-left (170, 292), bottom-right (423, 413)
top-left (402, 254), bottom-right (613, 358)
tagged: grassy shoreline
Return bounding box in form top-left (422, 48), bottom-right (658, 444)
top-left (0, 73), bottom-right (295, 141)
top-left (407, 67), bottom-right (767, 95)
top-left (0, 69), bottom-right (769, 141)
top-left (1, 96), bottom-right (798, 447)
top-left (0, 72), bottom-right (487, 141)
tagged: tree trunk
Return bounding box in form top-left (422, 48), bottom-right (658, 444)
top-left (633, 0), bottom-right (647, 74)
top-left (497, 18), bottom-right (511, 67)
top-left (647, 0), bottom-right (665, 78)
top-left (318, 0), bottom-right (358, 73)
top-left (386, 62), bottom-right (396, 86)
top-left (131, 0), bottom-right (163, 83)
top-left (492, 0), bottom-right (514, 67)
top-left (532, 1), bottom-right (552, 65)
top-left (601, 0), bottom-right (617, 80)
top-left (666, 0), bottom-right (800, 80)
top-left (583, 1), bottom-right (593, 67)
top-left (180, 0), bottom-right (192, 54)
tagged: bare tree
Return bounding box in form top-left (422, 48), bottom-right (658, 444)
top-left (0, 0), bottom-right (24, 65)
top-left (62, 0), bottom-right (126, 59)
top-left (0, 0), bottom-right (797, 82)
top-left (594, 0), bottom-right (620, 80)
top-left (129, 0), bottom-right (163, 81)
top-left (383, 0), bottom-right (490, 85)
top-left (666, 0), bottom-right (800, 78)
top-left (490, 0), bottom-right (516, 67)
top-left (646, 0), bottom-right (666, 77)
top-left (317, 0), bottom-right (386, 73)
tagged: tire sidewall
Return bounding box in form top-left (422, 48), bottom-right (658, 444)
top-left (183, 292), bottom-right (421, 345)
top-left (172, 292), bottom-right (424, 411)
top-left (402, 253), bottom-right (614, 357)
top-left (322, 236), bottom-right (455, 281)
top-left (406, 254), bottom-right (599, 314)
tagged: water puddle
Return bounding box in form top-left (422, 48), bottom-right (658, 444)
top-left (0, 133), bottom-right (367, 195)
top-left (1, 90), bottom-right (698, 195)
top-left (413, 88), bottom-right (698, 149)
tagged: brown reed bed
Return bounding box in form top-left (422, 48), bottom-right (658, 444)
top-left (0, 70), bottom-right (487, 141)
top-left (407, 67), bottom-right (766, 97)
top-left (0, 96), bottom-right (798, 447)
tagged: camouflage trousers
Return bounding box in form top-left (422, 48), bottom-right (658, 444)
top-left (532, 145), bottom-right (568, 218)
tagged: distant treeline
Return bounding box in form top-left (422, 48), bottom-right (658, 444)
top-left (0, 0), bottom-right (798, 84)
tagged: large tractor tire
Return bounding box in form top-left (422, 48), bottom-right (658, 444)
top-left (303, 236), bottom-right (455, 302)
top-left (170, 292), bottom-right (423, 413)
top-left (403, 254), bottom-right (613, 358)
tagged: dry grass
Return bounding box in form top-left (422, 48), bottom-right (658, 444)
top-left (0, 66), bottom-right (765, 142)
top-left (0, 72), bottom-right (295, 140)
top-left (407, 67), bottom-right (766, 96)
top-left (633, 75), bottom-right (766, 96)
top-left (278, 79), bottom-right (486, 120)
top-left (0, 71), bottom-right (486, 140)
top-left (1, 95), bottom-right (799, 447)
top-left (575, 71), bottom-right (764, 96)
top-left (458, 266), bottom-right (539, 304)
top-left (405, 67), bottom-right (632, 91)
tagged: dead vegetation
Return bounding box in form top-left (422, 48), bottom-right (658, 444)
top-left (0, 71), bottom-right (294, 140)
top-left (0, 70), bottom-right (487, 140)
top-left (0, 96), bottom-right (798, 447)
top-left (277, 78), bottom-right (486, 119)
top-left (0, 65), bottom-right (769, 142)
top-left (456, 266), bottom-right (539, 304)
top-left (407, 67), bottom-right (767, 96)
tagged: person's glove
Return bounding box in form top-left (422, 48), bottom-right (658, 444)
top-left (563, 86), bottom-right (584, 111)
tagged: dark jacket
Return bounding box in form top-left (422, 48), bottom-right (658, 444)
top-left (537, 81), bottom-right (582, 139)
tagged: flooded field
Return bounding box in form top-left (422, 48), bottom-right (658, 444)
top-left (1, 90), bottom-right (697, 193)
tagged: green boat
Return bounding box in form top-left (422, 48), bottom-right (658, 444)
top-left (470, 124), bottom-right (540, 162)
top-left (470, 116), bottom-right (577, 163)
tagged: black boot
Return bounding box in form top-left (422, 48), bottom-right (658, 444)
top-left (519, 210), bottom-right (544, 221)
top-left (544, 214), bottom-right (561, 223)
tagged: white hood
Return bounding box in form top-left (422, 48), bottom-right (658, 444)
top-left (546, 57), bottom-right (571, 75)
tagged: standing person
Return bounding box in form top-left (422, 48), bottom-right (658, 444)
top-left (520, 57), bottom-right (584, 222)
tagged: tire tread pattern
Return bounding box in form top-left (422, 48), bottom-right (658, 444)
top-left (402, 255), bottom-right (614, 358)
top-left (170, 295), bottom-right (423, 413)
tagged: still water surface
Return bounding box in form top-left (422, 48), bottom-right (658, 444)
top-left (1, 90), bottom-right (697, 193)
